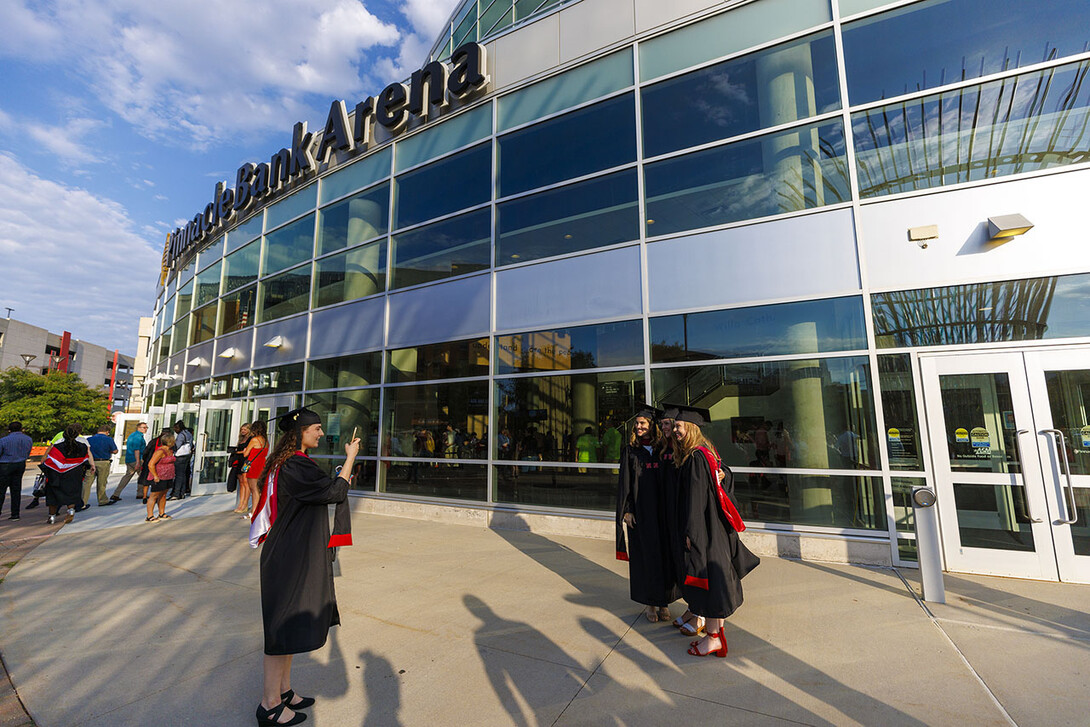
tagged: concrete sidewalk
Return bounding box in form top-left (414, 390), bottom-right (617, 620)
top-left (0, 489), bottom-right (1086, 726)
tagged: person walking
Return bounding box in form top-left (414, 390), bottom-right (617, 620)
top-left (0, 422), bottom-right (34, 520)
top-left (236, 420), bottom-right (268, 517)
top-left (110, 422), bottom-right (148, 502)
top-left (41, 426), bottom-right (91, 524)
top-left (170, 421), bottom-right (193, 500)
top-left (146, 432), bottom-right (176, 521)
top-left (616, 406), bottom-right (679, 623)
top-left (87, 425), bottom-right (118, 507)
top-left (671, 405), bottom-right (759, 658)
top-left (249, 408), bottom-right (357, 726)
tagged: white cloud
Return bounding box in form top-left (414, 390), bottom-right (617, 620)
top-left (376, 0), bottom-right (462, 82)
top-left (0, 153), bottom-right (160, 354)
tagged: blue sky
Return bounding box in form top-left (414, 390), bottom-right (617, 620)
top-left (0, 0), bottom-right (461, 356)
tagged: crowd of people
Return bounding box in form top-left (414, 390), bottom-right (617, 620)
top-left (616, 404), bottom-right (760, 658)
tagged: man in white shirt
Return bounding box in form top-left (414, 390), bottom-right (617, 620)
top-left (170, 421), bottom-right (194, 500)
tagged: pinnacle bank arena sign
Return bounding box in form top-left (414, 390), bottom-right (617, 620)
top-left (164, 42), bottom-right (488, 270)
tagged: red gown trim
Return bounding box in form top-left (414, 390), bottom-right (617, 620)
top-left (696, 446), bottom-right (746, 533)
top-left (328, 533), bottom-right (353, 548)
top-left (616, 550), bottom-right (629, 561)
top-left (684, 575), bottom-right (709, 590)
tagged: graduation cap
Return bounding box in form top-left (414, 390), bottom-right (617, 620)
top-left (633, 405), bottom-right (665, 422)
top-left (659, 403), bottom-right (682, 420)
top-left (274, 406), bottom-right (322, 433)
top-left (672, 404), bottom-right (711, 427)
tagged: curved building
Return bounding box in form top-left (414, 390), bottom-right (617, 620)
top-left (145, 0), bottom-right (1090, 581)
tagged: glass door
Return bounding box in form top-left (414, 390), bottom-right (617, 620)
top-left (252, 394), bottom-right (298, 449)
top-left (920, 349), bottom-right (1090, 583)
top-left (193, 401), bottom-right (243, 495)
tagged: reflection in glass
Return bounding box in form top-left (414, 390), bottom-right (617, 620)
top-left (198, 237), bottom-right (224, 271)
top-left (219, 285), bottom-right (257, 335)
top-left (307, 352), bottom-right (383, 390)
top-left (266, 185), bottom-right (317, 230)
top-left (380, 462), bottom-right (487, 501)
top-left (495, 370), bottom-right (645, 464)
top-left (382, 381), bottom-right (490, 459)
top-left (199, 455), bottom-right (228, 484)
top-left (498, 94), bottom-right (637, 197)
top-left (313, 240), bottom-right (387, 308)
top-left (311, 458), bottom-right (379, 493)
top-left (891, 477), bottom-right (923, 534)
top-left (305, 389), bottom-right (379, 457)
top-left (642, 30), bottom-right (840, 158)
top-left (387, 338), bottom-right (489, 383)
top-left (394, 143), bottom-right (491, 230)
top-left (396, 104), bottom-right (492, 171)
top-left (227, 213), bottom-right (263, 253)
top-left (650, 297), bottom-right (867, 363)
top-left (320, 146), bottom-right (390, 204)
top-left (223, 239), bottom-right (261, 293)
top-left (938, 373), bottom-right (1020, 474)
top-left (878, 355), bottom-right (923, 471)
top-left (494, 466), bottom-right (614, 511)
top-left (190, 303), bottom-right (217, 345)
top-left (497, 170), bottom-right (638, 265)
top-left (644, 120), bottom-right (849, 237)
top-left (390, 208), bottom-right (490, 289)
top-left (873, 273), bottom-right (1090, 348)
top-left (854, 60), bottom-right (1090, 198)
top-left (170, 315), bottom-right (190, 355)
top-left (651, 356), bottom-right (878, 470)
top-left (1044, 369), bottom-right (1090, 478)
top-left (157, 331), bottom-right (171, 362)
top-left (317, 183), bottom-right (389, 256)
top-left (953, 483), bottom-right (1035, 551)
top-left (842, 0), bottom-right (1090, 105)
top-left (175, 281), bottom-right (193, 320)
top-left (250, 364), bottom-right (304, 395)
top-left (259, 264), bottom-right (311, 323)
top-left (194, 261), bottom-right (222, 308)
top-left (733, 472), bottom-right (886, 530)
top-left (496, 320), bottom-right (643, 374)
top-left (263, 214), bottom-right (315, 275)
top-left (1071, 490), bottom-right (1090, 556)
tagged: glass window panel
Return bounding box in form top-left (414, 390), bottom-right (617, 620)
top-left (250, 363), bottom-right (305, 395)
top-left (639, 0), bottom-right (831, 81)
top-left (938, 373), bottom-right (1020, 474)
top-left (313, 239), bottom-right (387, 308)
top-left (642, 31), bottom-right (840, 158)
top-left (891, 476), bottom-right (925, 534)
top-left (842, 0), bottom-right (1090, 105)
top-left (382, 381), bottom-right (490, 460)
top-left (651, 356), bottom-right (878, 470)
top-left (497, 169), bottom-right (638, 265)
top-left (645, 119), bottom-right (849, 237)
top-left (390, 208), bottom-right (490, 290)
top-left (266, 184), bottom-right (317, 230)
top-left (163, 295), bottom-right (176, 328)
top-left (319, 146), bottom-right (391, 205)
top-left (175, 281), bottom-right (193, 320)
top-left (218, 285), bottom-right (257, 335)
top-left (878, 354), bottom-right (923, 471)
top-left (953, 483), bottom-right (1035, 551)
top-left (317, 183), bottom-right (389, 256)
top-left (514, 0), bottom-right (546, 21)
top-left (259, 264), bottom-right (312, 323)
top-left (499, 93), bottom-right (636, 197)
top-left (734, 472), bottom-right (885, 529)
top-left (498, 49), bottom-right (633, 131)
top-left (853, 60), bottom-right (1090, 198)
top-left (394, 143), bottom-right (491, 230)
top-left (304, 389), bottom-right (379, 457)
top-left (396, 104), bottom-right (493, 171)
top-left (165, 386), bottom-right (182, 405)
top-left (170, 315), bottom-right (190, 355)
top-left (227, 213), bottom-right (264, 252)
top-left (190, 302), bottom-right (217, 346)
top-left (194, 261), bottom-right (222, 308)
top-left (872, 273), bottom-right (1090, 348)
top-left (454, 3), bottom-right (478, 48)
top-left (650, 296), bottom-right (867, 363)
top-left (158, 331), bottom-right (171, 362)
top-left (839, 0), bottom-right (896, 15)
top-left (479, 0), bottom-right (510, 35)
top-left (306, 352), bottom-right (383, 390)
top-left (262, 213), bottom-right (315, 276)
top-left (495, 370), bottom-right (645, 464)
top-left (496, 320), bottom-right (644, 374)
top-left (381, 462), bottom-right (487, 501)
top-left (223, 238), bottom-right (261, 293)
top-left (1044, 369), bottom-right (1090, 478)
top-left (387, 338), bottom-right (490, 383)
top-left (197, 237), bottom-right (224, 271)
top-left (494, 465), bottom-right (615, 510)
top-left (179, 261), bottom-right (196, 285)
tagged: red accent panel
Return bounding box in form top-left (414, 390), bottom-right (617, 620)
top-left (616, 551), bottom-right (629, 561)
top-left (328, 533), bottom-right (353, 548)
top-left (684, 575), bottom-right (709, 590)
top-left (697, 447), bottom-right (746, 532)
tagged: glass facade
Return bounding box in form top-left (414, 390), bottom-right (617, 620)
top-left (147, 0), bottom-right (1090, 557)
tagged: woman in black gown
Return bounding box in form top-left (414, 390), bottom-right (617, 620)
top-left (672, 405), bottom-right (760, 657)
top-left (616, 406), bottom-right (680, 622)
top-left (250, 408), bottom-right (358, 726)
top-left (41, 425), bottom-right (90, 524)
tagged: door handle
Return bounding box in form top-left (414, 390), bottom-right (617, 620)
top-left (1039, 429), bottom-right (1078, 525)
top-left (1013, 430), bottom-right (1043, 523)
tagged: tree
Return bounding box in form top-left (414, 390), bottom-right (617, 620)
top-left (0, 368), bottom-right (110, 442)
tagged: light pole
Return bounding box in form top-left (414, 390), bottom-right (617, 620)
top-left (20, 354), bottom-right (36, 369)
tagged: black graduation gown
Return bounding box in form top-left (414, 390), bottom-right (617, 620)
top-left (678, 453), bottom-right (760, 619)
top-left (659, 446), bottom-right (685, 591)
top-left (42, 443), bottom-right (88, 508)
top-left (616, 444), bottom-right (681, 607)
top-left (260, 454), bottom-right (349, 655)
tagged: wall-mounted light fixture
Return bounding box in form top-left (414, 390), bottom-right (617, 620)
top-left (263, 335), bottom-right (284, 349)
top-left (218, 347), bottom-right (238, 359)
top-left (987, 213), bottom-right (1034, 242)
top-left (186, 357), bottom-right (205, 367)
top-left (908, 224), bottom-right (939, 249)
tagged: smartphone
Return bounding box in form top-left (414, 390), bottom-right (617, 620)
top-left (351, 426), bottom-right (358, 441)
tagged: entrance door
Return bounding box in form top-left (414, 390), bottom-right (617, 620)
top-left (920, 349), bottom-right (1090, 583)
top-left (252, 394), bottom-right (297, 448)
top-left (193, 401), bottom-right (243, 495)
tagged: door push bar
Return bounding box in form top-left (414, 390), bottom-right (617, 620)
top-left (1039, 429), bottom-right (1078, 526)
top-left (1013, 430), bottom-right (1043, 523)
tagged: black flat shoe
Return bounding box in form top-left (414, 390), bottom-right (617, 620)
top-left (281, 689), bottom-right (315, 710)
top-left (256, 702), bottom-right (306, 726)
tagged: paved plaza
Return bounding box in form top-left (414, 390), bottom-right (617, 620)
top-left (0, 473), bottom-right (1086, 726)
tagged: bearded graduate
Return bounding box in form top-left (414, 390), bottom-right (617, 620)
top-left (249, 408), bottom-right (358, 727)
top-left (616, 406), bottom-right (681, 623)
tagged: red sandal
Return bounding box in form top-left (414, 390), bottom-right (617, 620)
top-left (687, 628), bottom-right (728, 657)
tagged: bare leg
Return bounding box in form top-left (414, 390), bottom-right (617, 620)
top-left (277, 654), bottom-right (295, 696)
top-left (234, 475), bottom-right (248, 513)
top-left (146, 492), bottom-right (156, 519)
top-left (261, 654), bottom-right (297, 720)
top-left (155, 492), bottom-right (168, 517)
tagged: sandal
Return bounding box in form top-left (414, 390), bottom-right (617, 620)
top-left (656, 607), bottom-right (671, 622)
top-left (679, 616), bottom-right (705, 637)
top-left (281, 689), bottom-right (315, 710)
top-left (644, 606), bottom-right (659, 623)
top-left (158, 513), bottom-right (172, 520)
top-left (256, 701), bottom-right (306, 726)
top-left (145, 516), bottom-right (158, 522)
top-left (687, 628), bottom-right (728, 658)
top-left (673, 610), bottom-right (693, 629)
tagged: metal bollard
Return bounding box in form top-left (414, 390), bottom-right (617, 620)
top-left (912, 486), bottom-right (945, 604)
